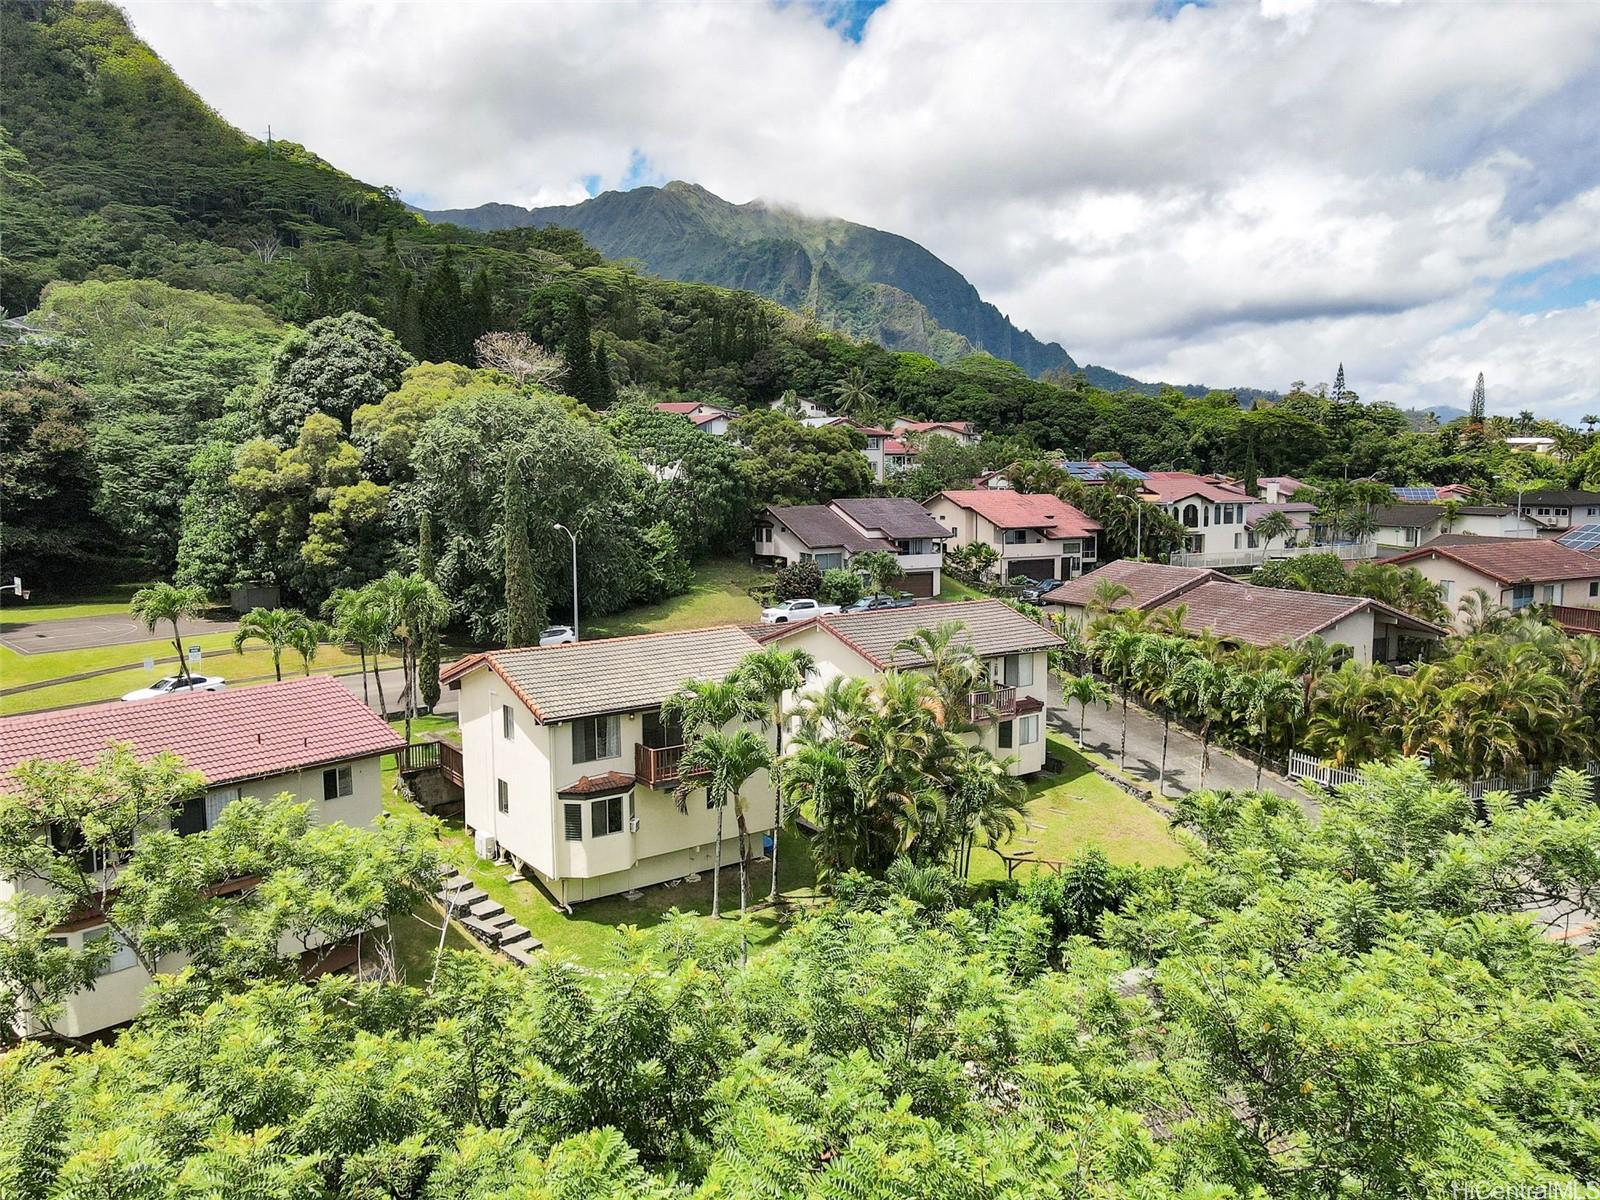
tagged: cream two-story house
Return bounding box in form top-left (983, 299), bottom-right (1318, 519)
top-left (760, 599), bottom-right (1063, 776)
top-left (924, 490), bottom-right (1101, 584)
top-left (1140, 472), bottom-right (1254, 558)
top-left (753, 497), bottom-right (951, 596)
top-left (0, 677), bottom-right (402, 1039)
top-left (442, 627), bottom-right (775, 905)
top-left (1386, 539), bottom-right (1600, 624)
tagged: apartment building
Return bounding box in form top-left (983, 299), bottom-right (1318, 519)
top-left (0, 677), bottom-right (401, 1038)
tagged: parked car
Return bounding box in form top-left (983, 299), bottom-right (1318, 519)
top-left (1018, 578), bottom-right (1065, 603)
top-left (538, 625), bottom-right (577, 646)
top-left (842, 593), bottom-right (917, 613)
top-left (120, 675), bottom-right (226, 702)
top-left (760, 598), bottom-right (841, 624)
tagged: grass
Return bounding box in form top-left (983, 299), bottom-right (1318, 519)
top-left (585, 558), bottom-right (766, 638)
top-left (380, 715), bottom-right (821, 968)
top-left (970, 735), bottom-right (1187, 881)
top-left (385, 898), bottom-right (484, 985)
top-left (937, 575), bottom-right (989, 602)
top-left (0, 583), bottom-right (151, 628)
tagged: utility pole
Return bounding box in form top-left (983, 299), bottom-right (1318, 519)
top-left (553, 523), bottom-right (579, 639)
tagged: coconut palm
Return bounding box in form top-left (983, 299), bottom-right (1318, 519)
top-left (1057, 671), bottom-right (1111, 748)
top-left (324, 586), bottom-right (392, 712)
top-left (1169, 656), bottom-right (1230, 789)
top-left (1132, 635), bottom-right (1199, 797)
top-left (367, 571), bottom-right (449, 744)
top-left (734, 645), bottom-right (818, 901)
top-left (675, 727), bottom-right (772, 918)
top-left (129, 583), bottom-right (210, 686)
top-left (828, 366), bottom-right (875, 416)
top-left (231, 607), bottom-right (311, 683)
top-left (891, 620), bottom-right (985, 730)
top-left (1250, 509), bottom-right (1296, 553)
top-left (1086, 579), bottom-right (1133, 615)
top-left (290, 618), bottom-right (329, 676)
top-left (1090, 624), bottom-right (1143, 771)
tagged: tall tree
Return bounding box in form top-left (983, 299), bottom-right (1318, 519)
top-left (503, 460), bottom-right (540, 648)
top-left (231, 606), bottom-right (313, 683)
top-left (1470, 371), bottom-right (1486, 424)
top-left (416, 511), bottom-right (442, 709)
top-left (369, 571), bottom-right (449, 745)
top-left (734, 646), bottom-right (817, 902)
top-left (129, 583), bottom-right (210, 686)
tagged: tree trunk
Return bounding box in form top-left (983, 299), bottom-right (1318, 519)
top-left (358, 648), bottom-right (370, 705)
top-left (1199, 724), bottom-right (1210, 789)
top-left (1255, 736), bottom-right (1265, 788)
top-left (403, 640), bottom-right (415, 745)
top-left (736, 802), bottom-right (749, 914)
top-left (1158, 715), bottom-right (1170, 797)
top-left (711, 793), bottom-right (724, 918)
top-left (171, 620), bottom-right (193, 685)
top-left (372, 654), bottom-right (389, 718)
top-left (769, 715), bottom-right (783, 902)
top-left (1120, 689), bottom-right (1129, 770)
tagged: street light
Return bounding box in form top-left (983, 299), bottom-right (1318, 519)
top-left (552, 523), bottom-right (579, 640)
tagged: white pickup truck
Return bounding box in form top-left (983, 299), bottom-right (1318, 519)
top-left (760, 597), bottom-right (841, 624)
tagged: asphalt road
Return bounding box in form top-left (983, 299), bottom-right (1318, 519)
top-left (333, 665), bottom-right (459, 718)
top-left (1, 612), bottom-right (239, 655)
top-left (1047, 674), bottom-right (1318, 815)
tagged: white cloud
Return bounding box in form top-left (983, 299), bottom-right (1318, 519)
top-left (120, 0), bottom-right (1600, 419)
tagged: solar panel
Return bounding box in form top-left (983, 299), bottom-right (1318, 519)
top-left (1061, 460), bottom-right (1148, 481)
top-left (1392, 486), bottom-right (1438, 502)
top-left (1559, 523), bottom-right (1600, 552)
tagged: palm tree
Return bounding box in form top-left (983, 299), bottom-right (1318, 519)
top-left (129, 583), bottom-right (210, 686)
top-left (231, 607), bottom-right (311, 683)
top-left (828, 366), bottom-right (875, 417)
top-left (1457, 586), bottom-right (1509, 636)
top-left (1057, 672), bottom-right (1111, 748)
top-left (368, 572), bottom-right (449, 744)
top-left (851, 550), bottom-right (902, 598)
top-left (291, 618), bottom-right (329, 676)
top-left (1132, 635), bottom-right (1198, 797)
top-left (1285, 634), bottom-right (1345, 712)
top-left (1304, 661), bottom-right (1396, 767)
top-left (1250, 509), bottom-right (1296, 554)
top-left (665, 675), bottom-right (762, 918)
top-left (734, 646), bottom-right (818, 901)
top-left (676, 728), bottom-right (772, 919)
top-left (1090, 624), bottom-right (1143, 771)
top-left (1237, 668), bottom-right (1302, 788)
top-left (1169, 656), bottom-right (1229, 789)
top-left (944, 749), bottom-right (1027, 878)
top-left (1437, 499), bottom-right (1462, 534)
top-left (890, 621), bottom-right (984, 730)
top-left (1086, 580), bottom-right (1132, 616)
top-left (324, 586), bottom-right (392, 712)
top-left (782, 734), bottom-right (858, 884)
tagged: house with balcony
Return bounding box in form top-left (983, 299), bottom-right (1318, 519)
top-left (923, 489), bottom-right (1101, 584)
top-left (441, 626), bottom-right (776, 906)
top-left (1139, 472), bottom-right (1254, 558)
top-left (0, 677), bottom-right (402, 1038)
top-left (1385, 539), bottom-right (1600, 629)
top-left (754, 497), bottom-right (951, 596)
top-left (759, 599), bottom-right (1062, 776)
top-left (1522, 490), bottom-right (1600, 533)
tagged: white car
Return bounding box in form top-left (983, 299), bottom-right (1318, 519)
top-left (538, 625), bottom-right (578, 646)
top-left (760, 598), bottom-right (841, 624)
top-left (120, 675), bottom-right (226, 702)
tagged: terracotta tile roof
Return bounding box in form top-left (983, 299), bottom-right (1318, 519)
top-left (442, 626), bottom-right (764, 723)
top-left (884, 438), bottom-right (918, 455)
top-left (1015, 695), bottom-right (1045, 714)
top-left (765, 504), bottom-right (892, 552)
top-left (0, 676), bottom-right (403, 791)
top-left (1149, 581), bottom-right (1445, 645)
top-left (1041, 560), bottom-right (1231, 610)
top-left (765, 599), bottom-right (1062, 668)
top-left (894, 420), bottom-right (974, 436)
top-left (930, 490), bottom-right (1101, 539)
top-left (1140, 472), bottom-right (1252, 505)
top-left (1258, 475), bottom-right (1308, 493)
top-left (1385, 539), bottom-right (1600, 584)
top-left (558, 771), bottom-right (635, 796)
top-left (830, 497), bottom-right (951, 541)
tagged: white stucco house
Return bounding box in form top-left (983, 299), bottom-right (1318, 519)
top-left (1138, 471), bottom-right (1254, 558)
top-left (753, 497), bottom-right (950, 596)
top-left (1386, 539), bottom-right (1600, 624)
top-left (923, 489), bottom-right (1101, 584)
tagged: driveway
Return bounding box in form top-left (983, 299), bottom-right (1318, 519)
top-left (1047, 674), bottom-right (1318, 816)
top-left (0, 613), bottom-right (239, 655)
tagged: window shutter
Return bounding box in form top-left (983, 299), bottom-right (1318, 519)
top-left (564, 804), bottom-right (583, 841)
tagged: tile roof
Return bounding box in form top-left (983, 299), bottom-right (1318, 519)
top-left (1258, 475), bottom-right (1308, 492)
top-left (1140, 472), bottom-right (1253, 505)
top-left (765, 598), bottom-right (1062, 668)
top-left (830, 497), bottom-right (951, 541)
top-left (1149, 581), bottom-right (1444, 645)
top-left (1041, 560), bottom-right (1234, 611)
top-left (0, 676), bottom-right (403, 791)
top-left (1371, 502), bottom-right (1518, 528)
top-left (1523, 489), bottom-right (1600, 507)
top-left (654, 401), bottom-right (707, 415)
top-left (442, 626), bottom-right (765, 723)
top-left (894, 420), bottom-right (975, 436)
top-left (1244, 502), bottom-right (1315, 529)
top-left (930, 490), bottom-right (1101, 539)
top-left (884, 439), bottom-right (918, 455)
top-left (558, 771), bottom-right (635, 796)
top-left (765, 504), bottom-right (891, 552)
top-left (1385, 539), bottom-right (1600, 584)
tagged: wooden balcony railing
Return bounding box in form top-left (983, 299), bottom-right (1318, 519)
top-left (397, 737), bottom-right (464, 787)
top-left (1550, 604), bottom-right (1600, 635)
top-left (635, 743), bottom-right (686, 789)
top-left (966, 685), bottom-right (1018, 722)
top-left (439, 740), bottom-right (464, 787)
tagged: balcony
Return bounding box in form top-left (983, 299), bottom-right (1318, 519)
top-left (965, 685), bottom-right (1018, 722)
top-left (635, 743), bottom-right (686, 789)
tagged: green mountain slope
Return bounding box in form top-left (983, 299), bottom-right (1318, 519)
top-left (421, 182), bottom-right (1076, 377)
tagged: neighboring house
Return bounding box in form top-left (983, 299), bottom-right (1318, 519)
top-left (0, 677), bottom-right (402, 1038)
top-left (1042, 560), bottom-right (1233, 626)
top-left (1392, 484), bottom-right (1476, 503)
top-left (771, 395), bottom-right (827, 419)
top-left (924, 489), bottom-right (1101, 583)
top-left (1521, 490), bottom-right (1600, 532)
top-left (654, 400), bottom-right (733, 435)
top-left (1385, 539), bottom-right (1600, 621)
top-left (1367, 503), bottom-right (1548, 556)
top-left (442, 627), bottom-right (776, 906)
top-left (1257, 475), bottom-right (1308, 503)
top-left (1503, 436), bottom-right (1559, 457)
top-left (1045, 562), bottom-right (1444, 664)
top-left (1239, 502), bottom-right (1318, 549)
top-left (753, 497), bottom-right (950, 596)
top-left (893, 419), bottom-right (979, 445)
top-left (1061, 460), bottom-right (1149, 484)
top-left (760, 599), bottom-right (1062, 776)
top-left (1558, 524), bottom-right (1600, 557)
top-left (799, 416), bottom-right (899, 481)
top-left (1139, 472), bottom-right (1254, 557)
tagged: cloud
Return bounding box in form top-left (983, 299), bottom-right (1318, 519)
top-left (120, 0), bottom-right (1600, 419)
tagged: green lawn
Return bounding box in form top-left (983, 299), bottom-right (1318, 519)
top-left (384, 897), bottom-right (485, 985)
top-left (970, 735), bottom-right (1187, 881)
top-left (937, 576), bottom-right (988, 602)
top-left (585, 558), bottom-right (766, 638)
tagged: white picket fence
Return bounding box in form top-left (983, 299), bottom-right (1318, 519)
top-left (1286, 750), bottom-right (1598, 799)
top-left (1168, 540), bottom-right (1377, 570)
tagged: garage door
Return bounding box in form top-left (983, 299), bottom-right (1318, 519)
top-left (901, 571), bottom-right (936, 598)
top-left (1006, 558), bottom-right (1056, 583)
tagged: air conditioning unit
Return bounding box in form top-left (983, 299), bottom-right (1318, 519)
top-left (629, 816), bottom-right (640, 833)
top-left (473, 831), bottom-right (498, 861)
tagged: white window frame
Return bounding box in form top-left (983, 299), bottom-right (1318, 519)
top-left (207, 785), bottom-right (242, 827)
top-left (1019, 714), bottom-right (1040, 745)
top-left (86, 927), bottom-right (137, 977)
top-left (590, 793), bottom-right (626, 837)
top-left (321, 766), bottom-right (352, 802)
top-left (572, 714), bottom-right (621, 764)
top-left (502, 704), bottom-right (515, 739)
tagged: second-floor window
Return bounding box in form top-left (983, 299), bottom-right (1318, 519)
top-left (502, 704), bottom-right (514, 739)
top-left (590, 794), bottom-right (625, 836)
top-left (572, 714), bottom-right (620, 763)
top-left (1001, 529), bottom-right (1029, 545)
top-left (896, 538), bottom-right (933, 555)
top-left (997, 653), bottom-right (1033, 688)
top-left (86, 927), bottom-right (137, 977)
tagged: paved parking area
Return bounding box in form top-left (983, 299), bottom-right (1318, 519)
top-left (0, 613), bottom-right (239, 655)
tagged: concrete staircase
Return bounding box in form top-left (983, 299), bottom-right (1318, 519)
top-left (436, 868), bottom-right (543, 963)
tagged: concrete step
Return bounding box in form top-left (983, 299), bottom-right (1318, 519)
top-left (461, 915), bottom-right (501, 940)
top-left (468, 898), bottom-right (505, 921)
top-left (503, 940), bottom-right (540, 966)
top-left (438, 875), bottom-right (474, 895)
top-left (496, 923), bottom-right (529, 944)
top-left (488, 911), bottom-right (516, 928)
top-left (444, 887), bottom-right (488, 909)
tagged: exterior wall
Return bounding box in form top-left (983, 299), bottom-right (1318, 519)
top-left (18, 754), bottom-right (386, 1038)
top-left (922, 496), bottom-right (1091, 581)
top-left (1316, 610), bottom-right (1380, 666)
top-left (752, 519), bottom-right (846, 571)
top-left (1163, 494), bottom-right (1247, 556)
top-left (1397, 556), bottom-right (1600, 622)
top-left (458, 668), bottom-right (775, 905)
top-left (1527, 499), bottom-right (1600, 530)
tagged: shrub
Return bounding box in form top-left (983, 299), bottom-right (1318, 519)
top-left (773, 559), bottom-right (824, 601)
top-left (818, 567), bottom-right (863, 606)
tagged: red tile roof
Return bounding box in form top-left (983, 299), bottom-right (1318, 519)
top-left (1385, 539), bottom-right (1600, 584)
top-left (930, 490), bottom-right (1101, 539)
top-left (0, 677), bottom-right (404, 791)
top-left (1140, 471), bottom-right (1253, 505)
top-left (895, 420), bottom-right (974, 436)
top-left (558, 771), bottom-right (636, 796)
top-left (654, 401), bottom-right (703, 414)
top-left (1042, 560), bottom-right (1232, 610)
